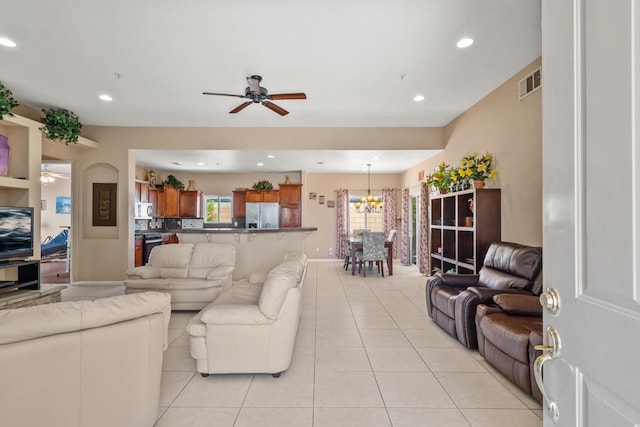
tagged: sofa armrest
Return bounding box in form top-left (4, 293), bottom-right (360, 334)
top-left (125, 266), bottom-right (161, 279)
top-left (466, 286), bottom-right (532, 304)
top-left (440, 273), bottom-right (480, 288)
top-left (199, 304), bottom-right (271, 325)
top-left (493, 294), bottom-right (542, 316)
top-left (206, 265), bottom-right (234, 280)
top-left (476, 303), bottom-right (503, 318)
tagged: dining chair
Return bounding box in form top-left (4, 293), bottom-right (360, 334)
top-left (356, 232), bottom-right (386, 277)
top-left (342, 233), bottom-right (351, 270)
top-left (352, 228), bottom-right (370, 238)
top-left (384, 229), bottom-right (397, 269)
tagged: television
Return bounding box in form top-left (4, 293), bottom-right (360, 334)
top-left (0, 206), bottom-right (34, 261)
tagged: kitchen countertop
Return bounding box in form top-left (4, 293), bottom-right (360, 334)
top-left (172, 227), bottom-right (317, 234)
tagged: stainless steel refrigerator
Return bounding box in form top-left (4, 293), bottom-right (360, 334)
top-left (245, 202), bottom-right (279, 229)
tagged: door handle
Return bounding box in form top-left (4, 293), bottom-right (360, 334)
top-left (534, 326), bottom-right (561, 423)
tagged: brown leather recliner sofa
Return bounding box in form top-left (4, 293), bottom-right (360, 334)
top-left (476, 294), bottom-right (543, 402)
top-left (425, 241), bottom-right (542, 349)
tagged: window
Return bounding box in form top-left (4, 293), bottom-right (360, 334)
top-left (348, 195), bottom-right (384, 233)
top-left (203, 195), bottom-right (232, 224)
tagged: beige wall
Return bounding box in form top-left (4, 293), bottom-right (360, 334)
top-left (401, 57), bottom-right (542, 246)
top-left (52, 58), bottom-right (541, 282)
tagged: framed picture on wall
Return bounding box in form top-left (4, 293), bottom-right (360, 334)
top-left (319, 195), bottom-right (325, 204)
top-left (55, 197), bottom-right (71, 214)
top-left (327, 200), bottom-right (335, 208)
top-left (92, 183), bottom-right (117, 226)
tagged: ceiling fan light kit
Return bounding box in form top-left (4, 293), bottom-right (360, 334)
top-left (203, 75), bottom-right (306, 116)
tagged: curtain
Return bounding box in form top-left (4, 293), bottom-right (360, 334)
top-left (400, 188), bottom-right (409, 265)
top-left (419, 182), bottom-right (430, 274)
top-left (382, 188), bottom-right (397, 257)
top-left (336, 189), bottom-right (350, 259)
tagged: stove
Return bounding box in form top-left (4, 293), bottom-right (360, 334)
top-left (141, 233), bottom-right (163, 264)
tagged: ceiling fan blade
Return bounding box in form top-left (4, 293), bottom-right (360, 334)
top-left (229, 102), bottom-right (253, 114)
top-left (247, 75), bottom-right (262, 94)
top-left (262, 101), bottom-right (289, 116)
top-left (269, 93), bottom-right (307, 100)
top-left (202, 91), bottom-right (246, 99)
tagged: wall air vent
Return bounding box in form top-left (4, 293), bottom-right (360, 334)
top-left (518, 68), bottom-right (541, 100)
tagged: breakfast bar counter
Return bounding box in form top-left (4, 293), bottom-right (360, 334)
top-left (173, 227), bottom-right (317, 280)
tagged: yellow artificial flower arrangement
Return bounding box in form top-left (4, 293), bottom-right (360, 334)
top-left (460, 151), bottom-right (498, 182)
top-left (426, 162), bottom-right (452, 193)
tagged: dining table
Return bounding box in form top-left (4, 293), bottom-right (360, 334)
top-left (348, 237), bottom-right (394, 276)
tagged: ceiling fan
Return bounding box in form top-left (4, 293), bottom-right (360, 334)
top-left (40, 167), bottom-right (69, 183)
top-left (202, 75), bottom-right (306, 116)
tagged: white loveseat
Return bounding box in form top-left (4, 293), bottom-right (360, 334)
top-left (186, 252), bottom-right (307, 377)
top-left (125, 243), bottom-right (236, 310)
top-left (0, 292), bottom-right (171, 427)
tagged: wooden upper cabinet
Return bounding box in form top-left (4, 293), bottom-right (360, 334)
top-left (163, 185), bottom-right (180, 217)
top-left (134, 180), bottom-right (149, 202)
top-left (148, 187), bottom-right (165, 218)
top-left (246, 190), bottom-right (279, 203)
top-left (278, 184), bottom-right (302, 205)
top-left (232, 190), bottom-right (246, 217)
top-left (179, 190), bottom-right (202, 218)
top-left (278, 184), bottom-right (302, 228)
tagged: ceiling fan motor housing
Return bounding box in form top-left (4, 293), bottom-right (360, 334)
top-left (245, 86), bottom-right (269, 102)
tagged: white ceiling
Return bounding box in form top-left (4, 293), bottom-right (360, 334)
top-left (1, 0), bottom-right (541, 172)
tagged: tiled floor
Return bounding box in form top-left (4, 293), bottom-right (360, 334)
top-left (59, 260), bottom-right (542, 427)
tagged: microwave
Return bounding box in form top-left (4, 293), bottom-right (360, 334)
top-left (135, 202), bottom-right (153, 219)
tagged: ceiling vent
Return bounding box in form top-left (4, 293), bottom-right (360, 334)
top-left (518, 68), bottom-right (541, 100)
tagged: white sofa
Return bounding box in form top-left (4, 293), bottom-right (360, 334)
top-left (125, 243), bottom-right (236, 310)
top-left (186, 252), bottom-right (307, 377)
top-left (0, 292), bottom-right (171, 427)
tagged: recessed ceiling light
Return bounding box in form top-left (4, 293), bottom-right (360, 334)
top-left (0, 37), bottom-right (16, 48)
top-left (197, 162), bottom-right (205, 166)
top-left (170, 161), bottom-right (182, 166)
top-left (413, 95), bottom-right (425, 102)
top-left (267, 155), bottom-right (275, 159)
top-left (456, 38), bottom-right (474, 48)
top-left (257, 162), bottom-right (264, 166)
top-left (98, 94), bottom-right (113, 101)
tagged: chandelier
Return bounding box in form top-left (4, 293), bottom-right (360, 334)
top-left (353, 164), bottom-right (383, 213)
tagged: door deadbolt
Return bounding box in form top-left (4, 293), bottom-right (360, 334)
top-left (539, 288), bottom-right (561, 314)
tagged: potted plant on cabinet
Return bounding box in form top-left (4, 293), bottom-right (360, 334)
top-left (459, 152), bottom-right (498, 188)
top-left (0, 81), bottom-right (19, 119)
top-left (164, 174), bottom-right (184, 190)
top-left (40, 108), bottom-right (83, 145)
top-left (425, 163), bottom-right (452, 194)
top-left (252, 180), bottom-right (273, 192)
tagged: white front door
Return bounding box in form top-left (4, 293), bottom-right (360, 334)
top-left (541, 0), bottom-right (640, 425)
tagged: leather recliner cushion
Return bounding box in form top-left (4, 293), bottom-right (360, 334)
top-left (478, 268), bottom-right (531, 290)
top-left (476, 312), bottom-right (542, 364)
top-left (482, 243), bottom-right (542, 282)
top-left (431, 286), bottom-right (460, 318)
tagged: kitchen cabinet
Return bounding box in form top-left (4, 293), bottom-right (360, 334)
top-left (134, 236), bottom-right (143, 267)
top-left (278, 184), bottom-right (302, 228)
top-left (232, 190), bottom-right (246, 218)
top-left (148, 187), bottom-right (165, 218)
top-left (246, 190), bottom-right (279, 203)
top-left (161, 233), bottom-right (178, 244)
top-left (163, 185), bottom-right (180, 217)
top-left (179, 190), bottom-right (202, 218)
top-left (134, 180), bottom-right (149, 202)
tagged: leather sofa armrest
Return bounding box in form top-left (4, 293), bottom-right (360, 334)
top-left (125, 266), bottom-right (161, 279)
top-left (476, 303), bottom-right (503, 318)
top-left (425, 274), bottom-right (443, 317)
top-left (440, 273), bottom-right (480, 288)
top-left (466, 287), bottom-right (532, 304)
top-left (493, 294), bottom-right (542, 316)
top-left (206, 265), bottom-right (235, 280)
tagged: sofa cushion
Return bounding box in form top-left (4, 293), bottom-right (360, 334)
top-left (482, 243), bottom-right (542, 282)
top-left (147, 243), bottom-right (194, 278)
top-left (478, 312), bottom-right (542, 364)
top-left (479, 268), bottom-right (531, 290)
top-left (188, 243), bottom-right (236, 279)
top-left (259, 273), bottom-right (297, 320)
top-left (0, 292), bottom-right (171, 346)
top-left (213, 281), bottom-right (262, 305)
